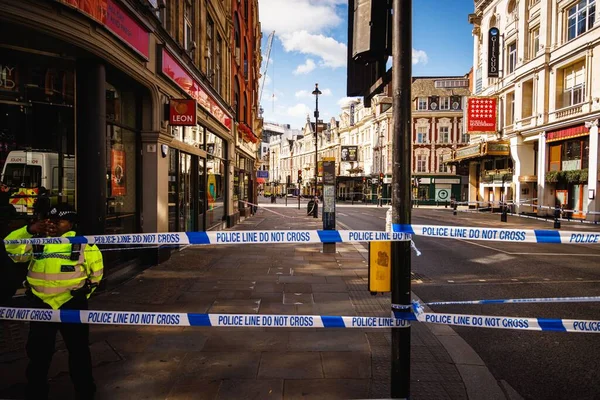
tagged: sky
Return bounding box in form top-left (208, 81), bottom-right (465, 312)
top-left (257, 0), bottom-right (475, 130)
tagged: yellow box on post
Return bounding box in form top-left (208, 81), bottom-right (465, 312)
top-left (368, 241), bottom-right (391, 293)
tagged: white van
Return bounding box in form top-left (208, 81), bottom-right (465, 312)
top-left (1, 150), bottom-right (75, 215)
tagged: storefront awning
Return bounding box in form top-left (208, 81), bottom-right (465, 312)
top-left (454, 143), bottom-right (481, 161)
top-left (482, 141), bottom-right (509, 156)
top-left (546, 124), bottom-right (588, 143)
top-left (256, 178), bottom-right (266, 184)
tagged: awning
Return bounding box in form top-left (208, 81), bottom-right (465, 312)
top-left (454, 143), bottom-right (481, 161)
top-left (546, 124), bottom-right (588, 143)
top-left (256, 178), bottom-right (266, 184)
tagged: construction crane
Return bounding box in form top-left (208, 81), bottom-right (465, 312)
top-left (259, 30), bottom-right (275, 112)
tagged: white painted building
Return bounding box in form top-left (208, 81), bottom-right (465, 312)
top-left (464, 0), bottom-right (600, 220)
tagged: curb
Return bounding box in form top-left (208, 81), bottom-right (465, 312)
top-left (336, 218), bottom-right (520, 400)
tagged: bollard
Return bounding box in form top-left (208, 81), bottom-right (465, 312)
top-left (452, 201), bottom-right (457, 216)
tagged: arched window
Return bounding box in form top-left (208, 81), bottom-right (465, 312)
top-left (489, 15), bottom-right (497, 28)
top-left (507, 0), bottom-right (517, 14)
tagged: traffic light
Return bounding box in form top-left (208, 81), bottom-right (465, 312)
top-left (379, 173), bottom-right (384, 185)
top-left (347, 0), bottom-right (391, 105)
top-left (297, 170), bottom-right (302, 183)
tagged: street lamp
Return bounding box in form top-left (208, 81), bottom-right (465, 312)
top-left (312, 83), bottom-right (322, 218)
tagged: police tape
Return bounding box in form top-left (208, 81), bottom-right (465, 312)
top-left (2, 306), bottom-right (598, 333)
top-left (399, 309), bottom-right (600, 333)
top-left (391, 295), bottom-right (600, 308)
top-left (0, 307), bottom-right (410, 329)
top-left (392, 224), bottom-right (600, 244)
top-left (3, 230), bottom-right (412, 246)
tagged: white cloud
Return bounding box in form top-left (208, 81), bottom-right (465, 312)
top-left (337, 97), bottom-right (360, 107)
top-left (412, 49), bottom-right (429, 65)
top-left (287, 103), bottom-right (311, 117)
top-left (293, 59), bottom-right (316, 75)
top-left (280, 31), bottom-right (347, 68)
top-left (295, 88), bottom-right (332, 98)
top-left (258, 0), bottom-right (342, 35)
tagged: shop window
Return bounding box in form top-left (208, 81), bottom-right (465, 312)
top-left (0, 53), bottom-right (75, 221)
top-left (567, 0), bottom-right (596, 41)
top-left (206, 131), bottom-right (225, 228)
top-left (549, 144), bottom-right (561, 171)
top-left (216, 35), bottom-right (222, 94)
top-left (561, 137), bottom-right (589, 170)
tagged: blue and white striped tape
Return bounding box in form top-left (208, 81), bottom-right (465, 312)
top-left (4, 225), bottom-right (600, 246)
top-left (0, 307), bottom-right (410, 328)
top-left (404, 296), bottom-right (600, 307)
top-left (402, 310), bottom-right (600, 333)
top-left (393, 224), bottom-right (600, 244)
top-left (2, 306), bottom-right (598, 333)
top-left (2, 230), bottom-right (411, 246)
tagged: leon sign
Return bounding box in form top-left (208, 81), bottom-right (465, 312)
top-left (169, 99), bottom-right (197, 126)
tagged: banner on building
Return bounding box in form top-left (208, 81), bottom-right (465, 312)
top-left (466, 97), bottom-right (498, 134)
top-left (488, 27), bottom-right (500, 78)
top-left (341, 146), bottom-right (358, 162)
top-left (110, 149), bottom-right (126, 196)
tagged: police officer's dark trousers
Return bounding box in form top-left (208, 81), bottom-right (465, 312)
top-left (25, 295), bottom-right (96, 400)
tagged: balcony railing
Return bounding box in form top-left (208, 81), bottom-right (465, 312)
top-left (553, 103), bottom-right (583, 120)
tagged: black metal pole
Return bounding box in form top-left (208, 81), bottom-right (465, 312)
top-left (391, 0), bottom-right (412, 397)
top-left (313, 83), bottom-right (321, 218)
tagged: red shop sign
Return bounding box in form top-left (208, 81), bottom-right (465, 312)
top-left (466, 97), bottom-right (498, 134)
top-left (161, 49), bottom-right (232, 130)
top-left (169, 99), bottom-right (197, 126)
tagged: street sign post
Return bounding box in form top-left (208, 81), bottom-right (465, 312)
top-left (322, 160), bottom-right (336, 253)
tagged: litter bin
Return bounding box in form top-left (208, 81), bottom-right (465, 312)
top-left (271, 194), bottom-right (276, 203)
top-left (307, 199), bottom-right (318, 217)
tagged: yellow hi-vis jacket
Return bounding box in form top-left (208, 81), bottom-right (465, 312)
top-left (5, 226), bottom-right (104, 309)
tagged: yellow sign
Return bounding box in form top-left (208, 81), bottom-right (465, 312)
top-left (369, 241), bottom-right (391, 293)
top-left (323, 157), bottom-right (336, 161)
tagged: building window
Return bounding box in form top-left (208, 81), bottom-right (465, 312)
top-left (216, 35), bottom-right (222, 94)
top-left (439, 126), bottom-right (450, 143)
top-left (567, 0), bottom-right (596, 41)
top-left (417, 97), bottom-right (428, 110)
top-left (507, 41), bottom-right (517, 74)
top-left (439, 155), bottom-right (451, 172)
top-left (475, 66), bottom-right (483, 93)
top-left (506, 92), bottom-right (515, 125)
top-left (416, 127), bottom-right (427, 143)
top-left (206, 17), bottom-right (214, 81)
top-left (561, 61), bottom-right (585, 107)
top-left (184, 2), bottom-right (193, 51)
top-left (439, 97), bottom-right (450, 110)
top-left (417, 155), bottom-right (427, 172)
top-left (522, 79), bottom-right (534, 118)
top-left (529, 27), bottom-right (539, 59)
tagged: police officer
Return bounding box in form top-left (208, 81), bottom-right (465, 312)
top-left (5, 204), bottom-right (104, 400)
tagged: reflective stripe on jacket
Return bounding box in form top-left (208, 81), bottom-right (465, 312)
top-left (5, 226), bottom-right (104, 309)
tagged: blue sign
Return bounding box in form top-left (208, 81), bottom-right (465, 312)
top-left (257, 170), bottom-right (269, 178)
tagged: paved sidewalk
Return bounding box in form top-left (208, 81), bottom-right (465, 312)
top-left (0, 205), bottom-right (516, 400)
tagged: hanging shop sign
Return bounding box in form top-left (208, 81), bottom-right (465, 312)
top-left (169, 99), bottom-right (197, 126)
top-left (161, 49), bottom-right (232, 130)
top-left (466, 97), bottom-right (498, 134)
top-left (488, 27), bottom-right (500, 78)
top-left (56, 0), bottom-right (149, 58)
